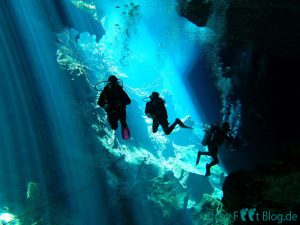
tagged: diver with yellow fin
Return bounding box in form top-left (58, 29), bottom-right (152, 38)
top-left (97, 75), bottom-right (131, 140)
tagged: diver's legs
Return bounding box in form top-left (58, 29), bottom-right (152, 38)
top-left (205, 153), bottom-right (219, 176)
top-left (196, 151), bottom-right (211, 165)
top-left (107, 112), bottom-right (118, 130)
top-left (152, 119), bottom-right (159, 133)
top-left (208, 145), bottom-right (218, 155)
top-left (175, 118), bottom-right (192, 129)
top-left (120, 120), bottom-right (128, 129)
top-left (119, 107), bottom-right (128, 129)
top-left (161, 119), bottom-right (177, 135)
top-left (162, 118), bottom-right (191, 135)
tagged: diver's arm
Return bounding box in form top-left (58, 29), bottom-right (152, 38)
top-left (145, 102), bottom-right (152, 118)
top-left (121, 89), bottom-right (131, 105)
top-left (97, 90), bottom-right (107, 107)
top-left (160, 99), bottom-right (168, 119)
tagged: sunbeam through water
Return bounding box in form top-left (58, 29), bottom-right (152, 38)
top-left (0, 0), bottom-right (230, 224)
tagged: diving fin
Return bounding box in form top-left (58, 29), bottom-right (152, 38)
top-left (176, 118), bottom-right (193, 129)
top-left (196, 151), bottom-right (201, 165)
top-left (181, 124), bottom-right (193, 129)
top-left (122, 126), bottom-right (131, 140)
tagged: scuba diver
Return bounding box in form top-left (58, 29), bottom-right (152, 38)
top-left (97, 75), bottom-right (131, 140)
top-left (145, 92), bottom-right (191, 135)
top-left (196, 122), bottom-right (235, 176)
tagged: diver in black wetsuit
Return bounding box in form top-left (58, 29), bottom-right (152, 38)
top-left (145, 92), bottom-right (191, 135)
top-left (98, 75), bottom-right (131, 139)
top-left (196, 122), bottom-right (235, 176)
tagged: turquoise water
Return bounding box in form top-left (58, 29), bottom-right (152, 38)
top-left (0, 0), bottom-right (228, 224)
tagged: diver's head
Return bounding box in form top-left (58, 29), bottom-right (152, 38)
top-left (108, 75), bottom-right (119, 86)
top-left (150, 92), bottom-right (160, 100)
top-left (221, 122), bottom-right (230, 131)
top-left (108, 75), bottom-right (118, 83)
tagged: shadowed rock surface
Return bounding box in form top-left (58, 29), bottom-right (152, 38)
top-left (225, 0), bottom-right (300, 59)
top-left (41, 0), bottom-right (105, 42)
top-left (222, 158), bottom-right (300, 213)
top-left (177, 0), bottom-right (300, 219)
top-left (176, 0), bottom-right (212, 27)
top-left (178, 0), bottom-right (300, 59)
top-left (177, 0), bottom-right (300, 171)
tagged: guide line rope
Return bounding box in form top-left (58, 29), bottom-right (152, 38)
top-left (7, 181), bottom-right (102, 224)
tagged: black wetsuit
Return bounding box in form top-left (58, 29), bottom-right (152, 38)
top-left (197, 125), bottom-right (233, 175)
top-left (145, 97), bottom-right (179, 135)
top-left (98, 84), bottom-right (131, 130)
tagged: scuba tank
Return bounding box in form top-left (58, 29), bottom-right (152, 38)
top-left (201, 124), bottom-right (223, 146)
top-left (201, 124), bottom-right (211, 146)
top-left (201, 130), bottom-right (210, 146)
